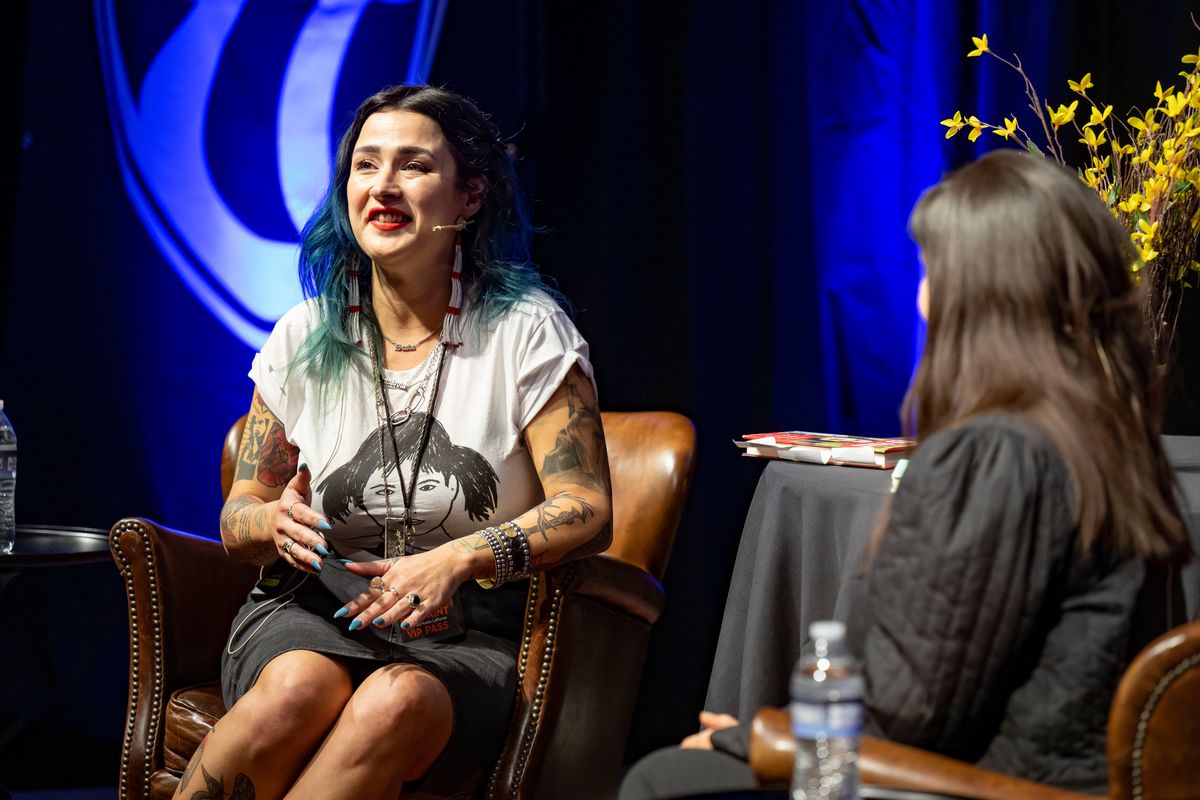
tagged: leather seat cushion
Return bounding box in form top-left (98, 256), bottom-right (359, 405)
top-left (163, 683), bottom-right (226, 774)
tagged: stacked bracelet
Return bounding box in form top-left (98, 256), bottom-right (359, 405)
top-left (477, 528), bottom-right (509, 589)
top-left (499, 521), bottom-right (531, 579)
top-left (475, 521), bottom-right (532, 589)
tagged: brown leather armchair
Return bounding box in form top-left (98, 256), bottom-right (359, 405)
top-left (109, 410), bottom-right (696, 800)
top-left (748, 618), bottom-right (1200, 799)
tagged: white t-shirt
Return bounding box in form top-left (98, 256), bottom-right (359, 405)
top-left (249, 291), bottom-right (593, 561)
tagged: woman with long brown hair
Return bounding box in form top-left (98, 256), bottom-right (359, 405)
top-left (621, 149), bottom-right (1192, 798)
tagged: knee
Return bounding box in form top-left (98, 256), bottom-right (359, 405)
top-left (348, 667), bottom-right (452, 733)
top-left (233, 652), bottom-right (352, 734)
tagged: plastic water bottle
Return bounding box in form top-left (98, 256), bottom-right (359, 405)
top-left (790, 620), bottom-right (863, 799)
top-left (0, 400), bottom-right (15, 554)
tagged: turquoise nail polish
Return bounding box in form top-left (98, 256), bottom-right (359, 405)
top-left (318, 520), bottom-right (332, 531)
top-left (348, 619), bottom-right (363, 631)
top-left (372, 616), bottom-right (386, 627)
top-left (333, 608), bottom-right (348, 619)
top-left (400, 621), bottom-right (410, 629)
top-left (315, 543), bottom-right (330, 557)
top-left (299, 462), bottom-right (309, 472)
top-left (312, 559), bottom-right (322, 572)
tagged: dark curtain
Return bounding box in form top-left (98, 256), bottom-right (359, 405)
top-left (433, 0), bottom-right (1200, 754)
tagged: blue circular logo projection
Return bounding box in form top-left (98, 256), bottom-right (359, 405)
top-left (94, 0), bottom-right (446, 348)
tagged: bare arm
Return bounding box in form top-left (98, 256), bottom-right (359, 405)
top-left (451, 363), bottom-right (613, 575)
top-left (220, 390), bottom-right (328, 569)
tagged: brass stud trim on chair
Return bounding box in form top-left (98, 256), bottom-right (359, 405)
top-left (110, 520), bottom-right (167, 800)
top-left (1129, 651), bottom-right (1200, 800)
top-left (485, 566), bottom-right (577, 800)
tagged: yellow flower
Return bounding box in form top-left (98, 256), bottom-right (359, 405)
top-left (940, 110), bottom-right (966, 138)
top-left (1068, 73), bottom-right (1094, 94)
top-left (966, 115), bottom-right (984, 142)
top-left (1128, 109), bottom-right (1157, 134)
top-left (1112, 142), bottom-right (1135, 157)
top-left (1079, 127), bottom-right (1107, 149)
top-left (1047, 100), bottom-right (1079, 128)
top-left (1118, 193), bottom-right (1150, 213)
top-left (1084, 169), bottom-right (1102, 189)
top-left (968, 34), bottom-right (989, 57)
top-left (1092, 155), bottom-right (1111, 171)
top-left (1134, 218), bottom-right (1160, 243)
top-left (1164, 92), bottom-right (1189, 118)
top-left (993, 116), bottom-right (1018, 139)
top-left (1182, 46), bottom-right (1200, 64)
top-left (1154, 81), bottom-right (1175, 102)
top-left (1085, 105), bottom-right (1112, 127)
top-left (1138, 244), bottom-right (1159, 263)
top-left (1144, 174), bottom-right (1169, 200)
top-left (1187, 168), bottom-right (1200, 185)
top-left (1133, 142), bottom-right (1155, 165)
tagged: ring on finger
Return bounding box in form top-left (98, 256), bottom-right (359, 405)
top-left (282, 538), bottom-right (296, 555)
top-left (370, 577), bottom-right (386, 591)
top-left (407, 592), bottom-right (421, 608)
top-left (286, 501), bottom-right (302, 520)
top-left (388, 586), bottom-right (401, 600)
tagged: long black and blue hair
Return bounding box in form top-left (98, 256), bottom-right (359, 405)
top-left (292, 85), bottom-right (565, 389)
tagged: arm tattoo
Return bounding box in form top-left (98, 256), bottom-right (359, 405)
top-left (234, 394), bottom-right (297, 486)
top-left (220, 496), bottom-right (275, 559)
top-left (526, 493), bottom-right (595, 544)
top-left (451, 534), bottom-right (493, 554)
top-left (539, 374), bottom-right (609, 493)
top-left (258, 425), bottom-right (298, 487)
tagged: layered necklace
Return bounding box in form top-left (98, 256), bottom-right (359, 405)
top-left (368, 332), bottom-right (446, 558)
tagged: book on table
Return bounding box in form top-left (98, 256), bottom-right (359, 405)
top-left (734, 431), bottom-right (915, 469)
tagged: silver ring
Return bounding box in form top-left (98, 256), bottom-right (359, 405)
top-left (286, 501), bottom-right (302, 520)
top-left (407, 593), bottom-right (421, 607)
top-left (282, 539), bottom-right (296, 555)
top-left (388, 586), bottom-right (401, 600)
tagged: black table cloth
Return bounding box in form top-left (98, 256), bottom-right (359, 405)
top-left (706, 436), bottom-right (1200, 719)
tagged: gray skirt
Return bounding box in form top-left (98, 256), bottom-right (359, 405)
top-left (221, 559), bottom-right (528, 799)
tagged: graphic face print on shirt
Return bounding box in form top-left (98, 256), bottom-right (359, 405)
top-left (316, 412), bottom-right (499, 556)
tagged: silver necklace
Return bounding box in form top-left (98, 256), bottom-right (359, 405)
top-left (379, 336), bottom-right (444, 426)
top-left (382, 326), bottom-right (442, 352)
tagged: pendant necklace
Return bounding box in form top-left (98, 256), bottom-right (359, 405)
top-left (369, 333), bottom-right (446, 558)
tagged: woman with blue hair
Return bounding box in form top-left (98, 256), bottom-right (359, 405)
top-left (177, 85), bottom-right (612, 800)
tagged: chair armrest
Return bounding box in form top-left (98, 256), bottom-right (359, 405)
top-left (109, 517), bottom-right (260, 800)
top-left (488, 554), bottom-right (666, 800)
top-left (749, 708), bottom-right (1092, 800)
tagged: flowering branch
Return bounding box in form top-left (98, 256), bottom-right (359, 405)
top-left (942, 31), bottom-right (1200, 362)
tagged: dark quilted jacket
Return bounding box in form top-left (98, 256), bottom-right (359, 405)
top-left (851, 414), bottom-right (1177, 795)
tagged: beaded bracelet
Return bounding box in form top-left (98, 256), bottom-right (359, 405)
top-left (476, 527), bottom-right (509, 590)
top-left (488, 526), bottom-right (515, 578)
top-left (499, 521), bottom-right (531, 579)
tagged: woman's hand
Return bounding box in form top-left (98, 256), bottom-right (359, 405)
top-left (337, 543), bottom-right (471, 631)
top-left (680, 711), bottom-right (739, 750)
top-left (271, 464), bottom-right (333, 574)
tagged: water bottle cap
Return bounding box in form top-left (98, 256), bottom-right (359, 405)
top-left (809, 620), bottom-right (846, 641)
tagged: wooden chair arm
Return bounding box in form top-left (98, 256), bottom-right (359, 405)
top-left (109, 518), bottom-right (260, 800)
top-left (750, 708), bottom-right (1093, 800)
top-left (488, 555), bottom-right (666, 800)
